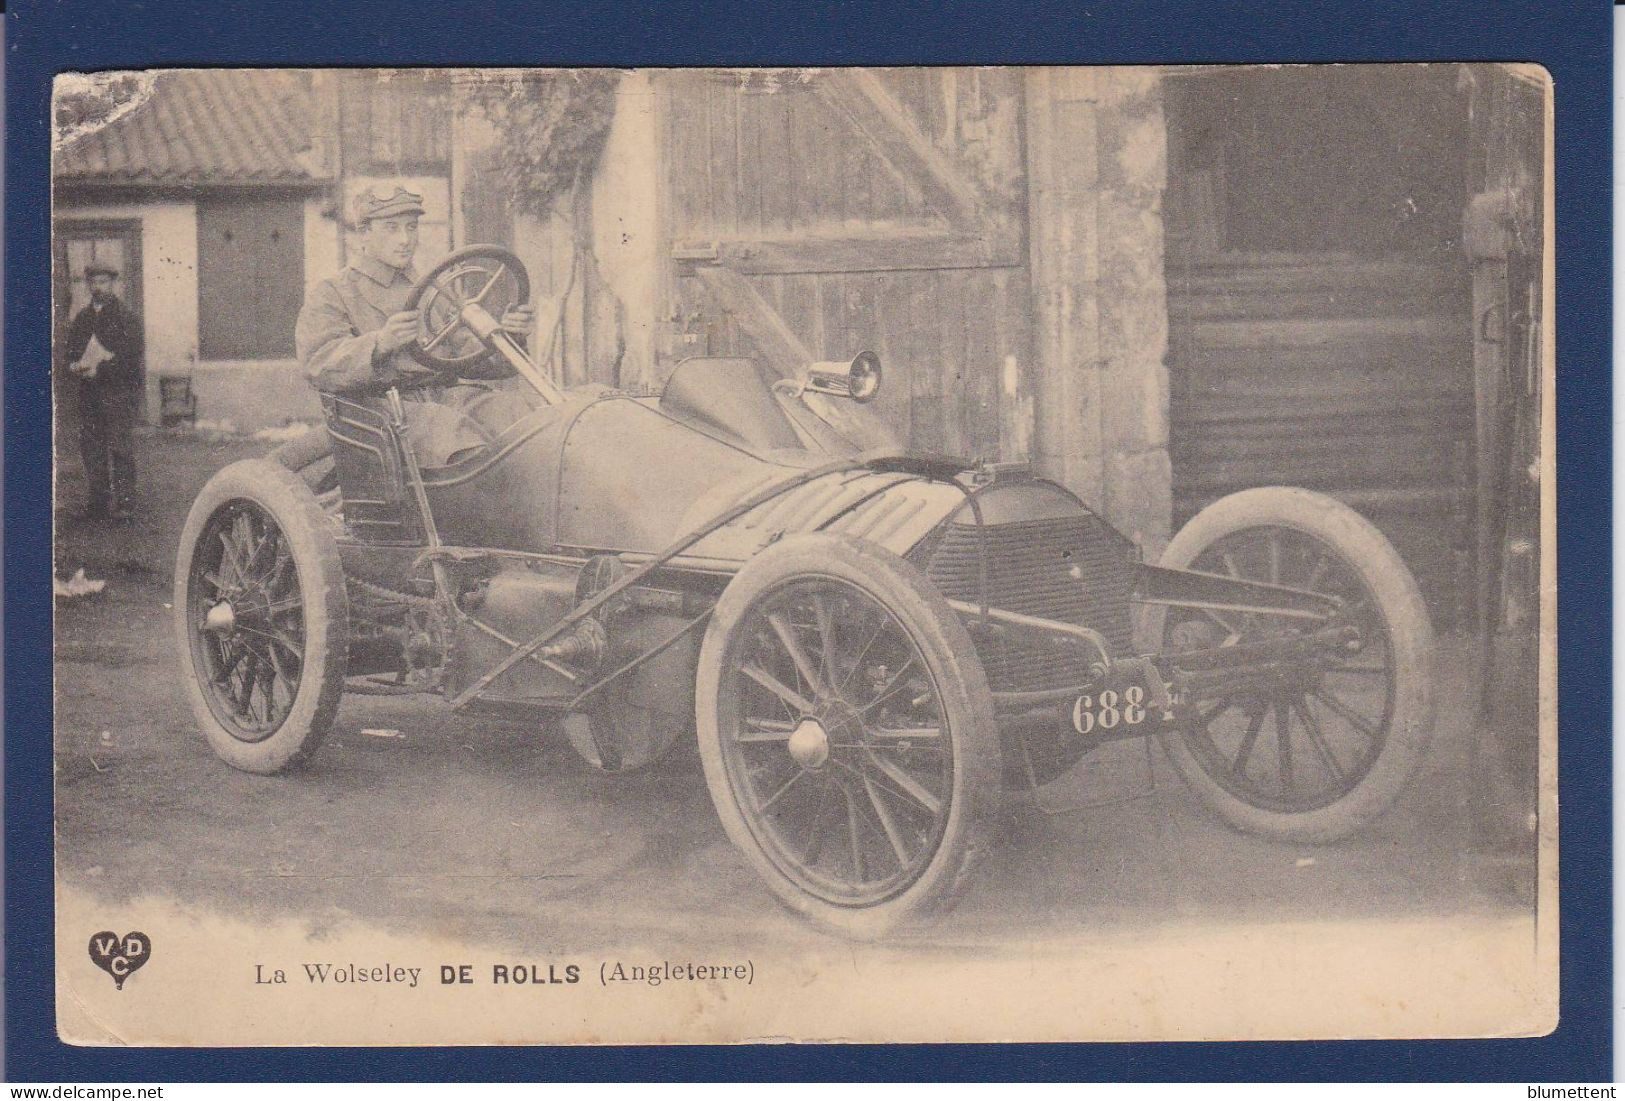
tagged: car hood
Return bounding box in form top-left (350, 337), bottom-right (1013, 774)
top-left (672, 467), bottom-right (969, 564)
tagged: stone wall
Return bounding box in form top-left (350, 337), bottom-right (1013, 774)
top-left (1024, 68), bottom-right (1171, 556)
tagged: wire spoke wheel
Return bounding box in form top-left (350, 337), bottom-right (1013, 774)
top-left (721, 579), bottom-right (952, 906)
top-left (1166, 524), bottom-right (1394, 813)
top-left (697, 534), bottom-right (998, 937)
top-left (188, 502), bottom-right (307, 741)
top-left (175, 460), bottom-right (349, 774)
top-left (1149, 487), bottom-right (1434, 843)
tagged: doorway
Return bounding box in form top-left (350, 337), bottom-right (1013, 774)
top-left (1162, 66), bottom-right (1475, 626)
top-left (53, 218), bottom-right (145, 488)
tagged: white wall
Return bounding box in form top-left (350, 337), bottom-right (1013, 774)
top-left (182, 196), bottom-right (341, 432)
top-left (56, 198), bottom-right (197, 423)
top-left (188, 360), bottom-right (322, 432)
top-left (59, 193), bottom-right (348, 430)
top-left (304, 194), bottom-right (341, 292)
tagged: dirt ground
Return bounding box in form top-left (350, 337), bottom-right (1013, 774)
top-left (54, 430), bottom-right (1531, 960)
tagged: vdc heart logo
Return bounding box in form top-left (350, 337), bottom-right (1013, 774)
top-left (88, 931), bottom-right (150, 990)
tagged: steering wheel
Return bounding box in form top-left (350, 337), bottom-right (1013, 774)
top-left (402, 245), bottom-right (531, 377)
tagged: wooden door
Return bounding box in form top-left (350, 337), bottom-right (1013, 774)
top-left (197, 195), bottom-right (305, 359)
top-left (1461, 64), bottom-right (1546, 866)
top-left (662, 68), bottom-right (1032, 461)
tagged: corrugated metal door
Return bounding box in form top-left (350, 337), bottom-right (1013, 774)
top-left (661, 68), bottom-right (1032, 461)
top-left (1164, 67), bottom-right (1476, 625)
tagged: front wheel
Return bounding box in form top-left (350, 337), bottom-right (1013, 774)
top-left (1148, 487), bottom-right (1435, 843)
top-left (174, 460), bottom-right (350, 774)
top-left (696, 534), bottom-right (1000, 938)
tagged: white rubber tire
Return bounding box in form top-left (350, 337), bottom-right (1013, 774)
top-left (1149, 487), bottom-right (1435, 843)
top-left (695, 533), bottom-right (1001, 938)
top-left (174, 460), bottom-right (349, 774)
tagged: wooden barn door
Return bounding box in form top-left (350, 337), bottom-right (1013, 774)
top-left (660, 68), bottom-right (1031, 461)
top-left (1460, 64), bottom-right (1546, 872)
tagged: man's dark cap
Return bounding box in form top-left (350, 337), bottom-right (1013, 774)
top-left (353, 185), bottom-right (426, 227)
top-left (85, 263), bottom-right (120, 279)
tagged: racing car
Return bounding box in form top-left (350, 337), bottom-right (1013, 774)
top-left (175, 245), bottom-right (1435, 936)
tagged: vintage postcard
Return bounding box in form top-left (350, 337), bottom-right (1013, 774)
top-left (51, 63), bottom-right (1555, 1046)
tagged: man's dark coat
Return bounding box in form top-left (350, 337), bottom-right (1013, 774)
top-left (63, 295), bottom-right (143, 388)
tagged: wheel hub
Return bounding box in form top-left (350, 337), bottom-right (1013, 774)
top-left (787, 718), bottom-right (831, 770)
top-left (202, 600), bottom-right (237, 634)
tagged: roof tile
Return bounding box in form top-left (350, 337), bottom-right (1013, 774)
top-left (56, 69), bottom-right (327, 186)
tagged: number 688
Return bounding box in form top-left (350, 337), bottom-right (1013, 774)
top-left (1071, 686), bottom-right (1147, 735)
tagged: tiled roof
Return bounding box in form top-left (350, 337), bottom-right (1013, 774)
top-left (56, 69), bottom-right (327, 186)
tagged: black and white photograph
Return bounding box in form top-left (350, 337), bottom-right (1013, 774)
top-left (50, 63), bottom-right (1554, 1045)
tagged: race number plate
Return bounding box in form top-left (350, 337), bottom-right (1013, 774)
top-left (1069, 685), bottom-right (1182, 736)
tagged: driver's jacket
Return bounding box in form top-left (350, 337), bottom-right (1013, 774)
top-left (295, 254), bottom-right (489, 466)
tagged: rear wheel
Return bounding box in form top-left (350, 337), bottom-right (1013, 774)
top-left (696, 534), bottom-right (1000, 937)
top-left (1149, 487), bottom-right (1434, 842)
top-left (174, 460), bottom-right (349, 773)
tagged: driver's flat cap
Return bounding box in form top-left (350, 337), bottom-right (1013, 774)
top-left (353, 185), bottom-right (425, 226)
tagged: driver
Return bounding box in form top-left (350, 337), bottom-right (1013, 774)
top-left (295, 185), bottom-right (537, 466)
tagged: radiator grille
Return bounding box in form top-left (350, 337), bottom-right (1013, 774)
top-left (923, 515), bottom-right (1138, 691)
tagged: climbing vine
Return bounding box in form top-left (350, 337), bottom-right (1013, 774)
top-left (457, 70), bottom-right (619, 220)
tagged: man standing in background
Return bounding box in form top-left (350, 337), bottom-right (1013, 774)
top-left (62, 263), bottom-right (143, 521)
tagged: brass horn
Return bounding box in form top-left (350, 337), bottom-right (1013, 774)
top-left (804, 351), bottom-right (882, 403)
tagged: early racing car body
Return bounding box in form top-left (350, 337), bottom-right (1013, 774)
top-left (176, 246), bottom-right (1435, 936)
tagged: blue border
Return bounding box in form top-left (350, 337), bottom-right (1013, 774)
top-left (7, 0), bottom-right (1611, 1081)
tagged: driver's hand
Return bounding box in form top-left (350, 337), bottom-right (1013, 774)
top-left (500, 303), bottom-right (535, 333)
top-left (377, 309), bottom-right (421, 354)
